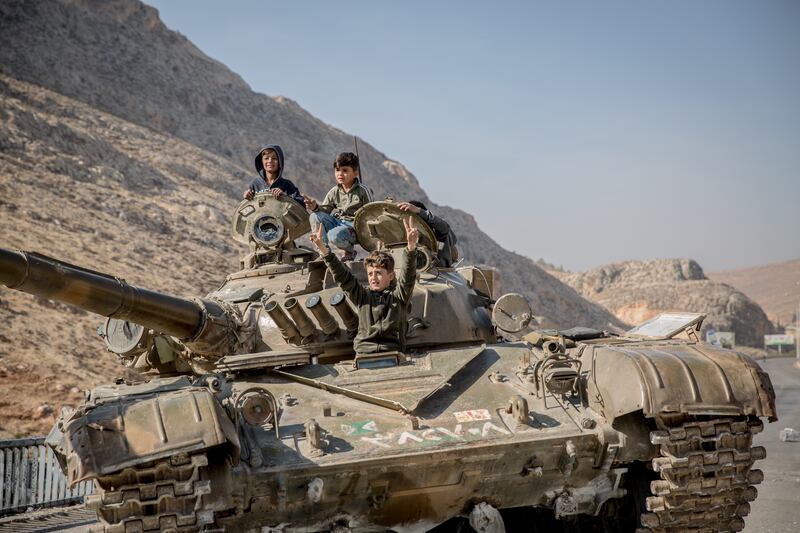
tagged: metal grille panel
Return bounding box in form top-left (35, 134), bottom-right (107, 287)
top-left (0, 438), bottom-right (94, 516)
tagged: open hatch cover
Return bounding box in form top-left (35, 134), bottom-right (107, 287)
top-left (626, 312), bottom-right (705, 340)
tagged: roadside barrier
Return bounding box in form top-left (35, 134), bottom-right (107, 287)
top-left (0, 438), bottom-right (93, 516)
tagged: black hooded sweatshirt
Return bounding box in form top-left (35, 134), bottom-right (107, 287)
top-left (247, 145), bottom-right (305, 206)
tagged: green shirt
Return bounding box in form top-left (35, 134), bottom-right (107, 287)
top-left (316, 181), bottom-right (373, 222)
top-left (324, 249), bottom-right (417, 354)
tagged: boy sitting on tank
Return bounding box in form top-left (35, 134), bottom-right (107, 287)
top-left (243, 145), bottom-right (305, 206)
top-left (398, 201), bottom-right (459, 267)
top-left (309, 217), bottom-right (419, 354)
top-left (304, 152), bottom-right (373, 261)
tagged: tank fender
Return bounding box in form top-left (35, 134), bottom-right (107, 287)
top-left (56, 387), bottom-right (239, 484)
top-left (586, 343), bottom-right (777, 422)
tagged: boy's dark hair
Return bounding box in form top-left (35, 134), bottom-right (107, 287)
top-left (364, 250), bottom-right (394, 271)
top-left (409, 200), bottom-right (428, 211)
top-left (334, 152), bottom-right (359, 172)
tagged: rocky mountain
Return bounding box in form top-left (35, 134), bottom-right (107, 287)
top-left (0, 73), bottom-right (247, 437)
top-left (0, 0), bottom-right (622, 436)
top-left (0, 0), bottom-right (621, 330)
top-left (709, 259), bottom-right (800, 327)
top-left (560, 259), bottom-right (773, 347)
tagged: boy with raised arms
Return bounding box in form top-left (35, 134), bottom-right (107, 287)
top-left (309, 218), bottom-right (419, 354)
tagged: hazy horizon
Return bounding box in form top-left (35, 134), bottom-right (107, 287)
top-left (146, 0), bottom-right (800, 272)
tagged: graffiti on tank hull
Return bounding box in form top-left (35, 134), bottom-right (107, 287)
top-left (354, 411), bottom-right (512, 449)
top-left (341, 420), bottom-right (379, 436)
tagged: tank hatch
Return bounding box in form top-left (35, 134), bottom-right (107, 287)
top-left (353, 201), bottom-right (438, 271)
top-left (232, 194), bottom-right (317, 269)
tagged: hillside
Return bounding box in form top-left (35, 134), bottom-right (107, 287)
top-left (0, 1), bottom-right (624, 437)
top-left (709, 259), bottom-right (800, 327)
top-left (0, 74), bottom-right (248, 437)
top-left (0, 0), bottom-right (621, 330)
top-left (561, 259), bottom-right (773, 347)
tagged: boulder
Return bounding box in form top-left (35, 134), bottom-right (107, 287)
top-left (562, 259), bottom-right (773, 347)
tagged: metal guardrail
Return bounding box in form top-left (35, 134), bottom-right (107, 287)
top-left (0, 438), bottom-right (93, 516)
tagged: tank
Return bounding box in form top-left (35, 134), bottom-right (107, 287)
top-left (0, 194), bottom-right (777, 533)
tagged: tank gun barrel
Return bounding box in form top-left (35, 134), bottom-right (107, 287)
top-left (0, 248), bottom-right (203, 340)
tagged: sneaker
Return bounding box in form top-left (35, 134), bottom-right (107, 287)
top-left (341, 250), bottom-right (357, 261)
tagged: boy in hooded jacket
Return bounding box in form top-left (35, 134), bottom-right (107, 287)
top-left (243, 145), bottom-right (304, 206)
top-left (304, 152), bottom-right (373, 261)
top-left (309, 217), bottom-right (419, 354)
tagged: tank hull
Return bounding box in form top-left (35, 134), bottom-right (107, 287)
top-left (52, 338), bottom-right (774, 532)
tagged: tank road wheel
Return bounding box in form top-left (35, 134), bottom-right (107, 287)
top-left (85, 453), bottom-right (217, 533)
top-left (639, 416), bottom-right (766, 533)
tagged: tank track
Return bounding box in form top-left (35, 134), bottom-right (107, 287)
top-left (85, 453), bottom-right (217, 533)
top-left (640, 416), bottom-right (766, 533)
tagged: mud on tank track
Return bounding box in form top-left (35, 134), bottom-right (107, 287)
top-left (640, 415), bottom-right (766, 533)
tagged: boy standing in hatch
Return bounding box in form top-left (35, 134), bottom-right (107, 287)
top-left (309, 218), bottom-right (419, 354)
top-left (243, 145), bottom-right (305, 206)
top-left (304, 152), bottom-right (373, 261)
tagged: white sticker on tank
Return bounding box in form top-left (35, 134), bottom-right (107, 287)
top-left (453, 409), bottom-right (492, 423)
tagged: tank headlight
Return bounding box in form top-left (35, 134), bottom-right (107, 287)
top-left (237, 388), bottom-right (277, 426)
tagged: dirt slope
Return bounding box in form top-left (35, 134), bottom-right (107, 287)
top-left (709, 259), bottom-right (800, 327)
top-left (0, 74), bottom-right (246, 437)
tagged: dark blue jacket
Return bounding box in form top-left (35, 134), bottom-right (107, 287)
top-left (247, 144), bottom-right (305, 206)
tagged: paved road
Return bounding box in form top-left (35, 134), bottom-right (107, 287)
top-left (746, 356), bottom-right (800, 532)
top-left (5, 357), bottom-right (799, 532)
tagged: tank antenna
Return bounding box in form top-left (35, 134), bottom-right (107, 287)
top-left (354, 136), bottom-right (365, 184)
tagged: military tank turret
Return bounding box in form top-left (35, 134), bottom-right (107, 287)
top-left (0, 193), bottom-right (777, 532)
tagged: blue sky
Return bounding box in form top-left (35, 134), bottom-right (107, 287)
top-left (147, 1), bottom-right (800, 272)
